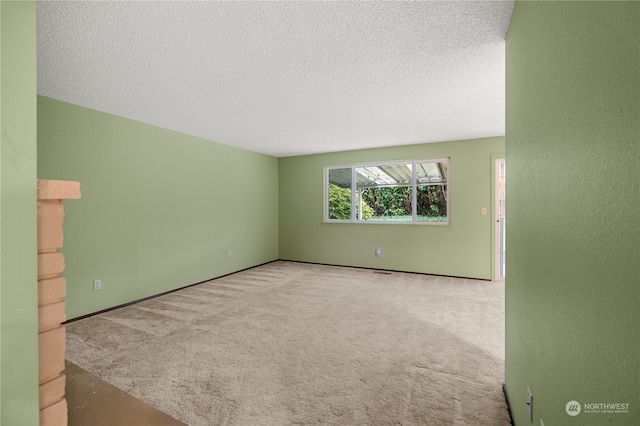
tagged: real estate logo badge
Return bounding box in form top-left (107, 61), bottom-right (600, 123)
top-left (566, 400), bottom-right (630, 416)
top-left (566, 401), bottom-right (581, 416)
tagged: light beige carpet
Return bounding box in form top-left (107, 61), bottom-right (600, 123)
top-left (66, 261), bottom-right (510, 425)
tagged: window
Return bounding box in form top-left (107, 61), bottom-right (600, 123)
top-left (326, 159), bottom-right (449, 224)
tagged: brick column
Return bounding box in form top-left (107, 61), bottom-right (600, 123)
top-left (37, 180), bottom-right (81, 426)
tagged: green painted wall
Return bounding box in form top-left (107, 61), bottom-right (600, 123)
top-left (38, 97), bottom-right (279, 319)
top-left (505, 2), bottom-right (639, 425)
top-left (279, 137), bottom-right (504, 279)
top-left (0, 1), bottom-right (40, 424)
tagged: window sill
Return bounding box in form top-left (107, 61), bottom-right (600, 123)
top-left (322, 220), bottom-right (451, 226)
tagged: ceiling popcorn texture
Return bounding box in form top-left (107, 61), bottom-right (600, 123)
top-left (37, 1), bottom-right (514, 157)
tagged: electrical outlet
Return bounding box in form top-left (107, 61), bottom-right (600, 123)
top-left (227, 250), bottom-right (232, 258)
top-left (375, 247), bottom-right (382, 257)
top-left (481, 207), bottom-right (487, 215)
top-left (93, 279), bottom-right (102, 291)
top-left (526, 387), bottom-right (533, 423)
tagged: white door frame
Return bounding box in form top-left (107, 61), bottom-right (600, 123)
top-left (494, 158), bottom-right (506, 281)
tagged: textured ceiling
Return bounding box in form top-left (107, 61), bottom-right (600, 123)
top-left (37, 1), bottom-right (514, 158)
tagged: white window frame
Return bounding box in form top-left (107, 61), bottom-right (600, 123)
top-left (324, 158), bottom-right (450, 225)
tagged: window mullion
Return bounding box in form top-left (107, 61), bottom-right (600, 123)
top-left (351, 167), bottom-right (356, 222)
top-left (412, 162), bottom-right (417, 223)
top-left (326, 168), bottom-right (330, 221)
